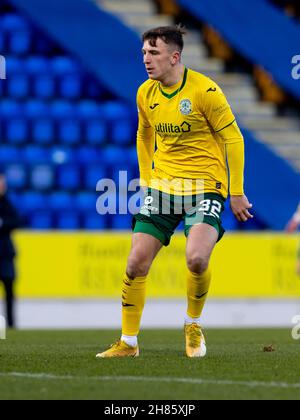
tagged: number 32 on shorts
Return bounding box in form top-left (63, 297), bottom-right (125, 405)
top-left (198, 199), bottom-right (222, 219)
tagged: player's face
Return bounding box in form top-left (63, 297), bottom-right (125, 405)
top-left (142, 38), bottom-right (178, 81)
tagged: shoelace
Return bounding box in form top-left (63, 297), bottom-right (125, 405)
top-left (110, 340), bottom-right (121, 349)
top-left (187, 325), bottom-right (201, 348)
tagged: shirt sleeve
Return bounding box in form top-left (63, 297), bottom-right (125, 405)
top-left (199, 82), bottom-right (236, 133)
top-left (218, 121), bottom-right (245, 196)
top-left (136, 88), bottom-right (155, 187)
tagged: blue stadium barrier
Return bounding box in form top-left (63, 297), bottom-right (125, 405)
top-left (177, 0), bottom-right (300, 100)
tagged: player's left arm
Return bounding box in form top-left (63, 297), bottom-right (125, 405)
top-left (200, 82), bottom-right (253, 222)
top-left (219, 122), bottom-right (253, 222)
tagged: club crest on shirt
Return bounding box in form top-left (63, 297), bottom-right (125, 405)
top-left (179, 99), bottom-right (192, 115)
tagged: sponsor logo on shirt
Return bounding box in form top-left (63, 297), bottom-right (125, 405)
top-left (155, 121), bottom-right (191, 134)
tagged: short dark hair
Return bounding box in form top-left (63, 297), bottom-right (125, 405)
top-left (142, 25), bottom-right (186, 52)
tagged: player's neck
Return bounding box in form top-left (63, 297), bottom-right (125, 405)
top-left (160, 64), bottom-right (185, 87)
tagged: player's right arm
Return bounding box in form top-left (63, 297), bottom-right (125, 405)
top-left (136, 87), bottom-right (155, 189)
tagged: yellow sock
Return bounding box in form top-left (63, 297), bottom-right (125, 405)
top-left (122, 273), bottom-right (147, 336)
top-left (187, 268), bottom-right (211, 319)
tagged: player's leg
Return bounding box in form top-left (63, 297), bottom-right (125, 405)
top-left (186, 223), bottom-right (218, 320)
top-left (121, 232), bottom-right (163, 342)
top-left (97, 232), bottom-right (163, 358)
top-left (184, 223), bottom-right (219, 358)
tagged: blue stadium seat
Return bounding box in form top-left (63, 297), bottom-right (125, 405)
top-left (59, 74), bottom-right (82, 99)
top-left (32, 119), bottom-right (55, 145)
top-left (85, 119), bottom-right (107, 145)
top-left (102, 146), bottom-right (124, 166)
top-left (34, 75), bottom-right (56, 99)
top-left (111, 214), bottom-right (133, 230)
top-left (0, 146), bottom-right (21, 164)
top-left (6, 57), bottom-right (24, 75)
top-left (57, 165), bottom-right (81, 190)
top-left (83, 213), bottom-right (107, 230)
top-left (51, 57), bottom-right (80, 75)
top-left (76, 100), bottom-right (99, 120)
top-left (22, 146), bottom-right (49, 164)
top-left (58, 120), bottom-right (81, 145)
top-left (0, 100), bottom-right (22, 118)
top-left (6, 118), bottom-right (28, 144)
top-left (51, 100), bottom-right (74, 120)
top-left (49, 192), bottom-right (74, 211)
top-left (21, 192), bottom-right (48, 212)
top-left (6, 164), bottom-right (27, 190)
top-left (76, 146), bottom-right (101, 164)
top-left (75, 192), bottom-right (97, 212)
top-left (84, 165), bottom-right (107, 189)
top-left (24, 100), bottom-right (49, 118)
top-left (25, 56), bottom-right (49, 75)
top-left (31, 165), bottom-right (54, 190)
top-left (30, 211), bottom-right (53, 230)
top-left (51, 146), bottom-right (74, 165)
top-left (2, 14), bottom-right (29, 32)
top-left (111, 119), bottom-right (134, 145)
top-left (7, 74), bottom-right (30, 98)
top-left (9, 31), bottom-right (31, 54)
top-left (56, 212), bottom-right (80, 230)
top-left (101, 101), bottom-right (130, 123)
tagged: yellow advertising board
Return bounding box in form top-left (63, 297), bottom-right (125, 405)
top-left (9, 232), bottom-right (300, 298)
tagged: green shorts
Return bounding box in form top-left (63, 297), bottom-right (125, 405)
top-left (132, 188), bottom-right (226, 246)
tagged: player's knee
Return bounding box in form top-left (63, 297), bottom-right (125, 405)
top-left (126, 252), bottom-right (152, 278)
top-left (187, 254), bottom-right (209, 275)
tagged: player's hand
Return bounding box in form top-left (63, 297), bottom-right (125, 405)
top-left (230, 195), bottom-right (254, 222)
top-left (285, 218), bottom-right (299, 233)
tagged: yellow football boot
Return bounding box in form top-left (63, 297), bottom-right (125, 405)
top-left (96, 340), bottom-right (139, 358)
top-left (185, 323), bottom-right (206, 358)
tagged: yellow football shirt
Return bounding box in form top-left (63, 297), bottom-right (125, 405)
top-left (137, 67), bottom-right (237, 197)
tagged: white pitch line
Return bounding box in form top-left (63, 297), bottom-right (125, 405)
top-left (0, 372), bottom-right (300, 390)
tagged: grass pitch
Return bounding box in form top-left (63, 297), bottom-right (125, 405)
top-left (0, 329), bottom-right (299, 400)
